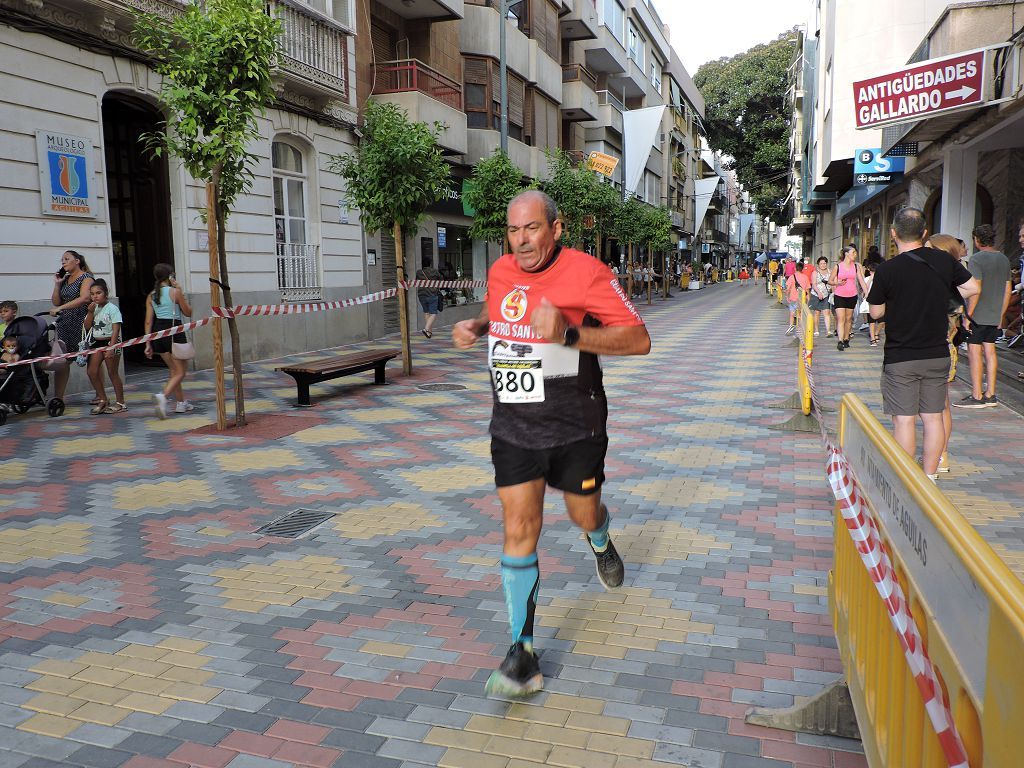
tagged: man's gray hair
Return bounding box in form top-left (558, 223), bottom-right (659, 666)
top-left (892, 207), bottom-right (927, 242)
top-left (508, 190), bottom-right (558, 225)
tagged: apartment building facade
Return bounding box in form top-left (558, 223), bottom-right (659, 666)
top-left (790, 0), bottom-right (1024, 264)
top-left (1, 0), bottom-right (716, 391)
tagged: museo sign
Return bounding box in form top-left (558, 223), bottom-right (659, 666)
top-left (853, 49), bottom-right (985, 130)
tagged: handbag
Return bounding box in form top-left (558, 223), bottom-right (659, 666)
top-left (74, 329), bottom-right (93, 367)
top-left (44, 337), bottom-right (68, 372)
top-left (172, 339), bottom-right (195, 360)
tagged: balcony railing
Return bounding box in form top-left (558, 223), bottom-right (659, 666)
top-left (373, 59), bottom-right (463, 110)
top-left (596, 89), bottom-right (624, 112)
top-left (562, 63), bottom-right (598, 92)
top-left (277, 242), bottom-right (322, 302)
top-left (267, 0), bottom-right (349, 97)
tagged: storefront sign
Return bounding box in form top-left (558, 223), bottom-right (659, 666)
top-left (853, 50), bottom-right (985, 129)
top-left (36, 131), bottom-right (97, 217)
top-left (854, 148), bottom-right (905, 186)
top-left (437, 226), bottom-right (447, 248)
top-left (586, 151), bottom-right (619, 177)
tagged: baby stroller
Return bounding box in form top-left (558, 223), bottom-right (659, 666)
top-left (0, 314), bottom-right (66, 426)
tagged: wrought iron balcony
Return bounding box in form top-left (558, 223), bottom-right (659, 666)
top-left (277, 242), bottom-right (322, 302)
top-left (267, 0), bottom-right (350, 99)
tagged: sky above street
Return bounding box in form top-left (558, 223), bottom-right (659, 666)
top-left (653, 0), bottom-right (810, 77)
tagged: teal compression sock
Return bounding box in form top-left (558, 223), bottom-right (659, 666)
top-left (587, 507), bottom-right (611, 552)
top-left (500, 553), bottom-right (539, 649)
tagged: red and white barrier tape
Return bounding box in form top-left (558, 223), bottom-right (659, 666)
top-left (1, 279), bottom-right (486, 370)
top-left (802, 355), bottom-right (968, 768)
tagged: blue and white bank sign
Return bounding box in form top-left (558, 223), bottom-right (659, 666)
top-left (854, 148), bottom-right (906, 187)
top-left (36, 131), bottom-right (97, 217)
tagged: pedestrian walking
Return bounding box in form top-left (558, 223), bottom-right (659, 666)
top-left (415, 255), bottom-right (443, 338)
top-left (829, 245), bottom-right (869, 351)
top-left (144, 264), bottom-right (194, 419)
top-left (809, 256), bottom-right (833, 337)
top-left (49, 250), bottom-right (95, 400)
top-left (83, 279), bottom-right (126, 414)
top-left (452, 190), bottom-right (650, 698)
top-left (784, 260), bottom-right (811, 334)
top-left (866, 208), bottom-right (978, 480)
top-left (953, 224), bottom-right (1012, 408)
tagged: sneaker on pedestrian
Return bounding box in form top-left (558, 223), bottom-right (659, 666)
top-left (837, 341), bottom-right (844, 351)
top-left (785, 325), bottom-right (796, 335)
top-left (587, 536), bottom-right (624, 590)
top-left (843, 339), bottom-right (851, 348)
top-left (953, 395), bottom-right (988, 409)
top-left (870, 339), bottom-right (878, 347)
top-left (983, 395), bottom-right (999, 408)
top-left (484, 642), bottom-right (543, 698)
top-left (938, 455), bottom-right (950, 473)
top-left (175, 400), bottom-right (195, 414)
top-left (814, 331), bottom-right (820, 337)
top-left (153, 392), bottom-right (168, 420)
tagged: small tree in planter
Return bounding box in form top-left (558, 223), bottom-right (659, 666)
top-left (611, 196), bottom-right (647, 298)
top-left (329, 101), bottom-right (451, 375)
top-left (640, 205), bottom-right (673, 303)
top-left (464, 150), bottom-right (527, 270)
top-left (589, 180), bottom-right (622, 266)
top-left (134, 0), bottom-right (281, 429)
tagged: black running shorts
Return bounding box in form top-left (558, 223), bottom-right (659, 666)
top-left (833, 295), bottom-right (858, 310)
top-left (965, 323), bottom-right (1000, 345)
top-left (491, 435), bottom-right (608, 495)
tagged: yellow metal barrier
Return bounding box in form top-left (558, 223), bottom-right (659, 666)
top-left (796, 290), bottom-right (813, 417)
top-left (832, 395), bottom-right (1024, 768)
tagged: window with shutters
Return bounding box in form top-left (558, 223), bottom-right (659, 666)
top-left (525, 88), bottom-right (559, 150)
top-left (529, 0), bottom-right (560, 61)
top-left (463, 56), bottom-right (525, 140)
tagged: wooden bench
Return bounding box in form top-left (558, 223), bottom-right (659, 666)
top-left (276, 349), bottom-right (400, 407)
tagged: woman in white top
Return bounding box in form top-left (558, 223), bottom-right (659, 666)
top-left (144, 263), bottom-right (193, 419)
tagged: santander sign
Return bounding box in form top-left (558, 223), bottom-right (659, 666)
top-left (853, 50), bottom-right (985, 130)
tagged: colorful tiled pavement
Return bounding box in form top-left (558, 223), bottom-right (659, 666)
top-left (5, 279), bottom-right (981, 768)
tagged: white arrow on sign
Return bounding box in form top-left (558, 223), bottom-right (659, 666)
top-left (944, 85), bottom-right (977, 102)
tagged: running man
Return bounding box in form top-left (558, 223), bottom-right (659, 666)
top-left (453, 190), bottom-right (651, 698)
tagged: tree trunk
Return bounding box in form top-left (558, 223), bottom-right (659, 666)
top-left (206, 181), bottom-right (227, 430)
top-left (647, 243), bottom-right (653, 305)
top-left (216, 199), bottom-right (246, 427)
top-left (663, 250), bottom-right (669, 298)
top-left (394, 221), bottom-right (413, 376)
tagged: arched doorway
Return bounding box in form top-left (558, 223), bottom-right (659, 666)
top-left (102, 94), bottom-right (173, 363)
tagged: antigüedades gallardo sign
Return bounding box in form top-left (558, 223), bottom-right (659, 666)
top-left (841, 411), bottom-right (989, 703)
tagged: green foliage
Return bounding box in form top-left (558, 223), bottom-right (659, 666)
top-left (542, 149), bottom-right (603, 247)
top-left (641, 205), bottom-right (672, 251)
top-left (328, 101), bottom-right (451, 235)
top-left (694, 29), bottom-right (797, 224)
top-left (465, 150), bottom-right (527, 244)
top-left (610, 196), bottom-right (647, 247)
top-left (133, 0), bottom-right (281, 211)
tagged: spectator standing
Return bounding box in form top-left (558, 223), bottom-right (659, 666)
top-left (0, 301), bottom-right (17, 336)
top-left (416, 255), bottom-right (443, 339)
top-left (953, 224), bottom-right (1012, 408)
top-left (784, 260), bottom-right (811, 335)
top-left (865, 245), bottom-right (883, 270)
top-left (866, 208), bottom-right (978, 480)
top-left (924, 233), bottom-right (967, 474)
top-left (49, 250), bottom-right (95, 400)
top-left (767, 258), bottom-right (779, 293)
top-left (83, 279), bottom-right (126, 414)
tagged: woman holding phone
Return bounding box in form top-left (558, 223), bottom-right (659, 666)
top-left (49, 250), bottom-right (95, 400)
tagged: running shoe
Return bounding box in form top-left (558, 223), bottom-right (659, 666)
top-left (484, 642), bottom-right (543, 698)
top-left (588, 537), bottom-right (624, 590)
top-left (983, 395), bottom-right (999, 408)
top-left (175, 400), bottom-right (195, 414)
top-left (814, 331), bottom-right (820, 337)
top-left (953, 395), bottom-right (987, 409)
top-left (153, 393), bottom-right (168, 420)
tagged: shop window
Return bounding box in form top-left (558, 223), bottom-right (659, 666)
top-left (436, 224), bottom-right (476, 303)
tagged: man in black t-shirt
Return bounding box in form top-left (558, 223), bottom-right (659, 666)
top-left (866, 208), bottom-right (978, 479)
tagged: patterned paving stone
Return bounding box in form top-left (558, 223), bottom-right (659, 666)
top-left (0, 283), bottom-right (966, 768)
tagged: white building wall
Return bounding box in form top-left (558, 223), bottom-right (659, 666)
top-left (1, 23), bottom-right (367, 387)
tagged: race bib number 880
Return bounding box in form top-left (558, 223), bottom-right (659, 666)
top-left (491, 359), bottom-right (545, 403)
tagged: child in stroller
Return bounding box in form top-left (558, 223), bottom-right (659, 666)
top-left (0, 314), bottom-right (67, 425)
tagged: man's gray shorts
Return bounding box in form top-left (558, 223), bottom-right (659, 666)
top-left (881, 357), bottom-right (949, 416)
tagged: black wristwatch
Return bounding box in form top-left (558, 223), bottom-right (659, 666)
top-left (562, 325), bottom-right (580, 347)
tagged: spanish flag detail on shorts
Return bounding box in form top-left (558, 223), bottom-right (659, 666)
top-left (581, 477), bottom-right (596, 491)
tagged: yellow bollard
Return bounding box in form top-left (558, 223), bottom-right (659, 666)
top-left (798, 290), bottom-right (814, 417)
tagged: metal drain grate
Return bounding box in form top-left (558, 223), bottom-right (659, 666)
top-left (256, 509), bottom-right (335, 538)
top-left (417, 383), bottom-right (468, 392)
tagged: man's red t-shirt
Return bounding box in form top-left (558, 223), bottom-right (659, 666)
top-left (486, 247), bottom-right (644, 448)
